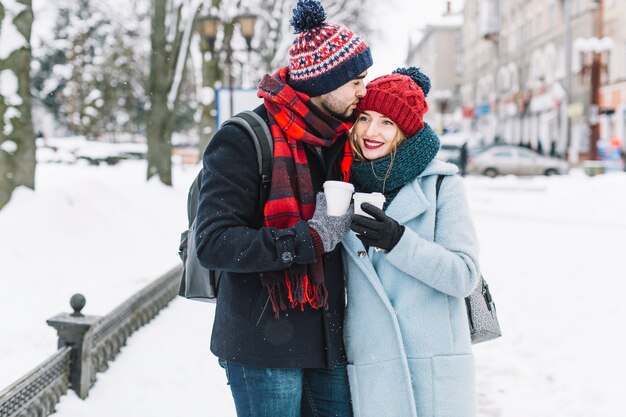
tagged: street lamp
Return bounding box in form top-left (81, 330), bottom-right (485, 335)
top-left (575, 36), bottom-right (613, 160)
top-left (572, 0), bottom-right (611, 161)
top-left (197, 14), bottom-right (220, 52)
top-left (235, 13), bottom-right (258, 52)
top-left (197, 11), bottom-right (258, 118)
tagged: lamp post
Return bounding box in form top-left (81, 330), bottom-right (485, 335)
top-left (575, 36), bottom-right (612, 160)
top-left (197, 11), bottom-right (258, 120)
top-left (574, 0), bottom-right (611, 161)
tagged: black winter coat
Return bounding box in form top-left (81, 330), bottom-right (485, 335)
top-left (195, 105), bottom-right (348, 369)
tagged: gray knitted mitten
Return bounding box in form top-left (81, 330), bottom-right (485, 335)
top-left (308, 192), bottom-right (352, 252)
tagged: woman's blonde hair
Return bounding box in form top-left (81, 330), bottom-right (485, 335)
top-left (348, 121), bottom-right (407, 161)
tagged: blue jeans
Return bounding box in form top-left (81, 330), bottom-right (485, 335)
top-left (219, 359), bottom-right (353, 417)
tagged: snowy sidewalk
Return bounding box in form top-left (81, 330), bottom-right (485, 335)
top-left (52, 298), bottom-right (237, 417)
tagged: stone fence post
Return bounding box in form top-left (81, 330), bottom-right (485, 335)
top-left (46, 294), bottom-right (101, 399)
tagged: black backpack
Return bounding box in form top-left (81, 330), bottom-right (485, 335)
top-left (178, 110), bottom-right (273, 302)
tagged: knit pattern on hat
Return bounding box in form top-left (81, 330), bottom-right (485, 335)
top-left (287, 0), bottom-right (372, 97)
top-left (356, 71), bottom-right (429, 137)
top-left (351, 123), bottom-right (441, 208)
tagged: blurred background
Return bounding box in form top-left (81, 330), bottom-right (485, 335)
top-left (1, 0), bottom-right (626, 416)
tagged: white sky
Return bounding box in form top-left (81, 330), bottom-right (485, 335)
top-left (367, 0), bottom-right (464, 79)
top-left (1, 143), bottom-right (626, 415)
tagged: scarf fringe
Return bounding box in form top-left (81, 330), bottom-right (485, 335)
top-left (264, 273), bottom-right (329, 319)
top-left (264, 281), bottom-right (286, 319)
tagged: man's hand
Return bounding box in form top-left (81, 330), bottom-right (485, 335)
top-left (308, 193), bottom-right (352, 252)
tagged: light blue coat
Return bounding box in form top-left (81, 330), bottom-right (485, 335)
top-left (343, 160), bottom-right (480, 417)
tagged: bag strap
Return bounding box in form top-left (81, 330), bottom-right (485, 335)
top-left (187, 175), bottom-right (201, 226)
top-left (433, 175), bottom-right (445, 235)
top-left (435, 174), bottom-right (444, 199)
top-left (188, 111), bottom-right (273, 227)
top-left (225, 111), bottom-right (273, 191)
top-left (222, 110), bottom-right (274, 224)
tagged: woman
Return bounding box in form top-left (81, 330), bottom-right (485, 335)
top-left (342, 67), bottom-right (481, 417)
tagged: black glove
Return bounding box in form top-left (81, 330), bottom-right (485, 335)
top-left (350, 202), bottom-right (405, 251)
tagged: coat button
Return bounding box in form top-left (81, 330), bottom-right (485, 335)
top-left (357, 250), bottom-right (366, 258)
top-left (281, 252), bottom-right (294, 264)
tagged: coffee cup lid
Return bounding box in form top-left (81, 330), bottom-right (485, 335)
top-left (323, 181), bottom-right (354, 191)
top-left (354, 192), bottom-right (386, 201)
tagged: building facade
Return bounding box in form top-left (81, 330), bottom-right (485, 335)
top-left (407, 6), bottom-right (463, 134)
top-left (460, 0), bottom-right (623, 161)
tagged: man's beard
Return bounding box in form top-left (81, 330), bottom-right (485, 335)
top-left (321, 99), bottom-right (358, 122)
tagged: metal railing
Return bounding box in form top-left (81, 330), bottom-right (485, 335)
top-left (0, 265), bottom-right (183, 416)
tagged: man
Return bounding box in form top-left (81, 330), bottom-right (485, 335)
top-left (194, 0), bottom-right (372, 416)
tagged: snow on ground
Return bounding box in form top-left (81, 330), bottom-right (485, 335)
top-left (467, 172), bottom-right (626, 417)
top-left (0, 160), bottom-right (198, 389)
top-left (1, 160), bottom-right (626, 417)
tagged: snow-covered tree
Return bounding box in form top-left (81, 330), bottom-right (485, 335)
top-left (32, 0), bottom-right (152, 139)
top-left (146, 0), bottom-right (202, 185)
top-left (0, 0), bottom-right (35, 209)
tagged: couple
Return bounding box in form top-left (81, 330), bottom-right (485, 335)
top-left (194, 1), bottom-right (480, 416)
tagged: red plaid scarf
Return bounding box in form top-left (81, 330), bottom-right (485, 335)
top-left (257, 67), bottom-right (353, 317)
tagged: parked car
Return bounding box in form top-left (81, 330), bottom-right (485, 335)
top-left (467, 145), bottom-right (570, 177)
top-left (436, 131), bottom-right (485, 168)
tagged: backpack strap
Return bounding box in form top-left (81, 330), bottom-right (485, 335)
top-left (226, 110), bottom-right (274, 200)
top-left (222, 110), bottom-right (274, 225)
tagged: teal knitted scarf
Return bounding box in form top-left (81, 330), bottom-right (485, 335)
top-left (351, 123), bottom-right (440, 208)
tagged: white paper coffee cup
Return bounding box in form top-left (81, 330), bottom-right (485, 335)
top-left (323, 180), bottom-right (355, 216)
top-left (353, 192), bottom-right (386, 218)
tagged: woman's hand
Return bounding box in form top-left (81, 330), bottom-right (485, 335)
top-left (350, 203), bottom-right (404, 251)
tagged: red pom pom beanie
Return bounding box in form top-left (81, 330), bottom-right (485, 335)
top-left (356, 67), bottom-right (431, 137)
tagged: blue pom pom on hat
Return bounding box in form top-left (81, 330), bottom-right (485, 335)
top-left (392, 67), bottom-right (431, 97)
top-left (287, 0), bottom-right (372, 97)
top-left (290, 0), bottom-right (326, 33)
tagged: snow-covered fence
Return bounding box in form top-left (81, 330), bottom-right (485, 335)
top-left (0, 265), bottom-right (182, 415)
top-left (0, 347), bottom-right (71, 417)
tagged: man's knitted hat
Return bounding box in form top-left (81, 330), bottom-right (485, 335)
top-left (356, 67), bottom-right (431, 137)
top-left (288, 0), bottom-right (372, 97)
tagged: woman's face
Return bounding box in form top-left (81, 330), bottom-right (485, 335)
top-left (354, 110), bottom-right (401, 160)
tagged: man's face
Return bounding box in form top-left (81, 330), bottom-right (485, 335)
top-left (311, 72), bottom-right (367, 121)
